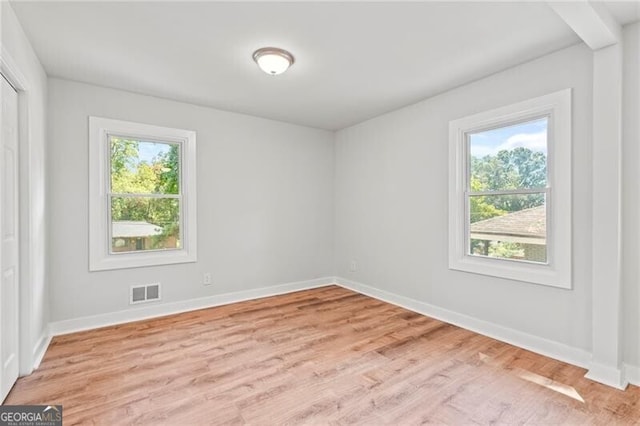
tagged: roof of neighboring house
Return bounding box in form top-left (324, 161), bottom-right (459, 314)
top-left (470, 205), bottom-right (545, 244)
top-left (112, 221), bottom-right (163, 238)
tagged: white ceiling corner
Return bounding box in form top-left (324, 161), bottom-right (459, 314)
top-left (548, 1), bottom-right (624, 50)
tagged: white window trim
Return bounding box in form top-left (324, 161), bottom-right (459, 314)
top-left (89, 117), bottom-right (197, 271)
top-left (448, 89), bottom-right (572, 289)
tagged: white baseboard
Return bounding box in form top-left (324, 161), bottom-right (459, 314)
top-left (334, 276), bottom-right (592, 369)
top-left (32, 331), bottom-right (52, 370)
top-left (585, 361), bottom-right (628, 390)
top-left (49, 277), bottom-right (334, 336)
top-left (623, 363), bottom-right (640, 387)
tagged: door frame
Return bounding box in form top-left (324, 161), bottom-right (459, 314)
top-left (1, 45), bottom-right (36, 377)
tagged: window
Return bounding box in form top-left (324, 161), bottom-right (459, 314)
top-left (448, 90), bottom-right (571, 288)
top-left (89, 117), bottom-right (197, 271)
top-left (467, 117), bottom-right (549, 263)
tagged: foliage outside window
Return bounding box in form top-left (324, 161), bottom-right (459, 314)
top-left (89, 117), bottom-right (197, 271)
top-left (448, 90), bottom-right (572, 288)
top-left (467, 117), bottom-right (548, 263)
top-left (110, 138), bottom-right (181, 253)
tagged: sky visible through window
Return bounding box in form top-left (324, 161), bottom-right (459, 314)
top-left (137, 140), bottom-right (172, 164)
top-left (469, 117), bottom-right (548, 158)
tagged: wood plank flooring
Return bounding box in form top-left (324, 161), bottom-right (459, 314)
top-left (5, 286), bottom-right (640, 425)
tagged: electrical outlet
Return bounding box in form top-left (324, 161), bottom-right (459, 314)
top-left (203, 272), bottom-right (212, 286)
top-left (349, 260), bottom-right (358, 272)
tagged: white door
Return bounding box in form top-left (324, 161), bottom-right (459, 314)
top-left (0, 74), bottom-right (20, 403)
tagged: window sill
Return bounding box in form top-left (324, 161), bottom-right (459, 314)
top-left (449, 254), bottom-right (571, 289)
top-left (89, 250), bottom-right (196, 272)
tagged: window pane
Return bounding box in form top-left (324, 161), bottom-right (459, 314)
top-left (110, 137), bottom-right (180, 195)
top-left (469, 193), bottom-right (546, 263)
top-left (111, 197), bottom-right (180, 253)
top-left (468, 117), bottom-right (547, 191)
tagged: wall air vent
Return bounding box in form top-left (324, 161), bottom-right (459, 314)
top-left (130, 283), bottom-right (161, 304)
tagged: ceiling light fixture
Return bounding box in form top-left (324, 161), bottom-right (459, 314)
top-left (252, 47), bottom-right (295, 76)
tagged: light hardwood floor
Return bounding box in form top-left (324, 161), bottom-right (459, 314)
top-left (5, 286), bottom-right (640, 425)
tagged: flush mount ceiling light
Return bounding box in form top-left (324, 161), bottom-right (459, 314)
top-left (252, 47), bottom-right (295, 76)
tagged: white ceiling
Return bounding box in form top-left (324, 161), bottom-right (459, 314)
top-left (606, 1), bottom-right (640, 25)
top-left (8, 1), bottom-right (636, 130)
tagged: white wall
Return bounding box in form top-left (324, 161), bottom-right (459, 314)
top-left (47, 78), bottom-right (334, 322)
top-left (1, 2), bottom-right (49, 373)
top-left (622, 22), bottom-right (640, 372)
top-left (334, 43), bottom-right (593, 353)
